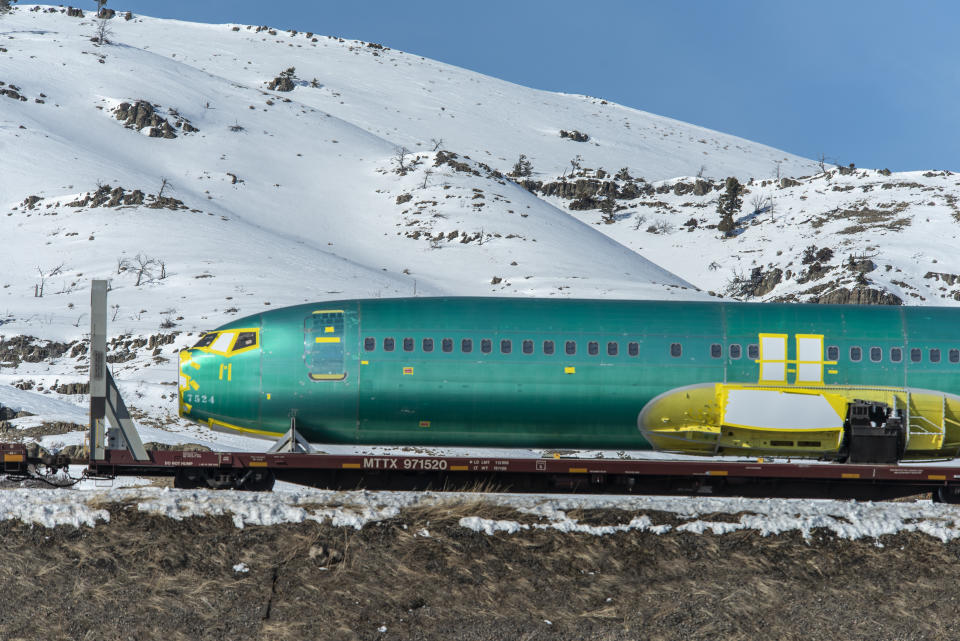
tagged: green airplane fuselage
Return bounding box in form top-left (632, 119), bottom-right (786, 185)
top-left (177, 297), bottom-right (960, 452)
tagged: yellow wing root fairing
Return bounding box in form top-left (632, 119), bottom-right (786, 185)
top-left (638, 382), bottom-right (960, 459)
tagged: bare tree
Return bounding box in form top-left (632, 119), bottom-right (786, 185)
top-left (132, 254), bottom-right (157, 286)
top-left (430, 138), bottom-right (443, 152)
top-left (773, 160), bottom-right (782, 181)
top-left (818, 153), bottom-right (828, 174)
top-left (116, 256), bottom-right (131, 274)
top-left (420, 169), bottom-right (433, 189)
top-left (159, 308), bottom-right (177, 328)
top-left (35, 263), bottom-right (65, 297)
top-left (749, 194), bottom-right (775, 218)
top-left (156, 177), bottom-right (172, 200)
top-left (157, 259), bottom-right (168, 280)
top-left (697, 164), bottom-right (706, 179)
top-left (394, 146), bottom-right (410, 173)
top-left (94, 0), bottom-right (112, 45)
top-left (111, 304), bottom-right (120, 322)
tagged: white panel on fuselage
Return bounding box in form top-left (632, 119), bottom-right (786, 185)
top-left (760, 335), bottom-right (787, 382)
top-left (723, 389), bottom-right (843, 431)
top-left (796, 335), bottom-right (823, 383)
top-left (211, 332), bottom-right (235, 353)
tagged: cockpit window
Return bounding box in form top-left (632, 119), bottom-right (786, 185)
top-left (193, 333), bottom-right (217, 348)
top-left (210, 332), bottom-right (235, 353)
top-left (234, 332), bottom-right (257, 351)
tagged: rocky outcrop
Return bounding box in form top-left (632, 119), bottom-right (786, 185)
top-left (809, 287), bottom-right (902, 306)
top-left (65, 184), bottom-right (145, 208)
top-left (538, 178), bottom-right (653, 203)
top-left (779, 177), bottom-right (801, 188)
top-left (434, 150), bottom-right (479, 176)
top-left (0, 406), bottom-right (34, 421)
top-left (0, 336), bottom-right (73, 367)
top-left (113, 101), bottom-right (198, 138)
top-left (925, 272), bottom-right (960, 286)
top-left (62, 184), bottom-right (186, 211)
top-left (53, 382), bottom-right (89, 395)
top-left (729, 267), bottom-right (783, 298)
top-left (559, 129), bottom-right (589, 142)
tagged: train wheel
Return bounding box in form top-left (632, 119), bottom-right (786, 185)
top-left (239, 470), bottom-right (276, 492)
top-left (173, 469), bottom-right (204, 489)
top-left (935, 486), bottom-right (960, 504)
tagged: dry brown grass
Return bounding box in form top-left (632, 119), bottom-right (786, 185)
top-left (0, 503), bottom-right (956, 639)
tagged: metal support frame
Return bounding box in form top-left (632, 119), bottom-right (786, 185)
top-left (89, 280), bottom-right (149, 461)
top-left (267, 414), bottom-right (315, 454)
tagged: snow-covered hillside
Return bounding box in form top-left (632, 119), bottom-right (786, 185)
top-left (534, 166), bottom-right (960, 306)
top-left (0, 5), bottom-right (952, 446)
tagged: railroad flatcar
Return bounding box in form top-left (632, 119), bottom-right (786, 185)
top-left (178, 297), bottom-right (960, 462)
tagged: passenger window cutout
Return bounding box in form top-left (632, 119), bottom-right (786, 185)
top-left (522, 340), bottom-right (533, 355)
top-left (422, 338), bottom-right (434, 353)
top-left (670, 343), bottom-right (682, 358)
top-left (870, 346), bottom-right (882, 362)
top-left (890, 347), bottom-right (902, 362)
top-left (795, 334), bottom-right (823, 383)
top-left (565, 341), bottom-right (576, 355)
top-left (607, 342), bottom-right (618, 356)
top-left (481, 339), bottom-right (492, 354)
top-left (758, 333), bottom-right (787, 383)
top-left (306, 310), bottom-right (346, 381)
top-left (628, 342), bottom-right (639, 357)
top-left (500, 339), bottom-right (512, 354)
top-left (827, 345), bottom-right (839, 361)
top-left (383, 337), bottom-right (395, 352)
top-left (588, 341), bottom-right (598, 356)
top-left (747, 344), bottom-right (759, 360)
top-left (710, 343), bottom-right (722, 358)
top-left (461, 338), bottom-right (473, 353)
top-left (364, 337), bottom-right (375, 352)
top-left (403, 337), bottom-right (414, 352)
top-left (729, 344), bottom-right (741, 360)
top-left (850, 346), bottom-right (862, 362)
top-left (543, 340), bottom-right (555, 355)
top-left (911, 348), bottom-right (922, 363)
top-left (950, 349), bottom-right (959, 364)
top-left (442, 338), bottom-right (453, 353)
top-left (931, 348), bottom-right (941, 363)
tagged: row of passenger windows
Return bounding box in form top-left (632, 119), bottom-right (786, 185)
top-left (843, 346), bottom-right (959, 364)
top-left (689, 343), bottom-right (957, 364)
top-left (365, 337), bottom-right (960, 365)
top-left (365, 337), bottom-right (643, 357)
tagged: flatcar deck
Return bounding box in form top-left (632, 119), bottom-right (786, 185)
top-left (72, 447), bottom-right (960, 500)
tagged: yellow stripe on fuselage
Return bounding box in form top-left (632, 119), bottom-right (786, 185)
top-left (207, 418), bottom-right (281, 438)
top-left (315, 337), bottom-right (341, 343)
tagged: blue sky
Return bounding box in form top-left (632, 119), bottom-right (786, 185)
top-left (83, 1), bottom-right (955, 172)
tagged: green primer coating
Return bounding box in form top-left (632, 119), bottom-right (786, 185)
top-left (179, 298), bottom-right (960, 449)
